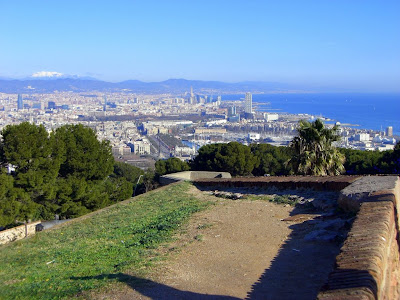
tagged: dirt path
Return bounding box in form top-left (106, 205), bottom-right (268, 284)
top-left (93, 186), bottom-right (342, 300)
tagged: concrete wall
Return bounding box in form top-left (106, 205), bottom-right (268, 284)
top-left (159, 171), bottom-right (231, 186)
top-left (0, 221), bottom-right (41, 245)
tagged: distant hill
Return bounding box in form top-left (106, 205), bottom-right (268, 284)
top-left (0, 77), bottom-right (303, 94)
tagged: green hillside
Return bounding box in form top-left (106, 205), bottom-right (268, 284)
top-left (0, 182), bottom-right (210, 300)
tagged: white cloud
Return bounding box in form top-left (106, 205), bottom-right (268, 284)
top-left (31, 71), bottom-right (64, 78)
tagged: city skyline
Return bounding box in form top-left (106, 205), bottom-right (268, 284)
top-left (1, 1), bottom-right (400, 92)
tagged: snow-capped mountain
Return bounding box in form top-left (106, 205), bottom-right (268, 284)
top-left (27, 71), bottom-right (97, 80)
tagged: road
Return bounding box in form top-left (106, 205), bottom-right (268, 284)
top-left (148, 135), bottom-right (172, 159)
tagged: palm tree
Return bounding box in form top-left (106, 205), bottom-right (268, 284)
top-left (287, 119), bottom-right (345, 175)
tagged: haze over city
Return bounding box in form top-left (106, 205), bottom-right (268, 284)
top-left (1, 0), bottom-right (400, 92)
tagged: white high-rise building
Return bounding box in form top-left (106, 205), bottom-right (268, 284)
top-left (189, 86), bottom-right (196, 104)
top-left (386, 126), bottom-right (393, 137)
top-left (244, 92), bottom-right (252, 114)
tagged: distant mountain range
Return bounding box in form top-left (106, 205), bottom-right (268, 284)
top-left (0, 77), bottom-right (311, 94)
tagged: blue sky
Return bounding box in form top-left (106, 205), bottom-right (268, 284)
top-left (1, 0), bottom-right (399, 91)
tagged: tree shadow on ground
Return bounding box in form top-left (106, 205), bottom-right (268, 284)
top-left (246, 215), bottom-right (352, 300)
top-left (71, 273), bottom-right (240, 300)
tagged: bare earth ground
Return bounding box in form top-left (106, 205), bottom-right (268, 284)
top-left (91, 185), bottom-right (343, 300)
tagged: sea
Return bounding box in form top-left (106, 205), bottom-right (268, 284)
top-left (223, 93), bottom-right (400, 136)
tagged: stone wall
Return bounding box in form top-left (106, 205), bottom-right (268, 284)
top-left (0, 221), bottom-right (41, 245)
top-left (318, 176), bottom-right (400, 300)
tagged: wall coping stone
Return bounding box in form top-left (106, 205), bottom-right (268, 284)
top-left (338, 176), bottom-right (399, 212)
top-left (318, 176), bottom-right (400, 300)
top-left (160, 171), bottom-right (231, 185)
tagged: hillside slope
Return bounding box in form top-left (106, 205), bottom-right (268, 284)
top-left (1, 182), bottom-right (344, 299)
top-left (0, 182), bottom-right (209, 300)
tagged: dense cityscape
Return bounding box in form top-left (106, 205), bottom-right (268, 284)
top-left (0, 89), bottom-right (397, 170)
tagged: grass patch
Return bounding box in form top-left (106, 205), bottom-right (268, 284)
top-left (194, 234), bottom-right (204, 241)
top-left (197, 223), bottom-right (213, 230)
top-left (0, 182), bottom-right (210, 300)
top-left (246, 194), bottom-right (296, 205)
top-left (245, 194), bottom-right (274, 201)
top-left (268, 195), bottom-right (295, 205)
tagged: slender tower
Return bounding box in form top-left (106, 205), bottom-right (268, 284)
top-left (103, 95), bottom-right (107, 111)
top-left (189, 86), bottom-right (196, 104)
top-left (244, 92), bottom-right (252, 114)
top-left (17, 94), bottom-right (23, 110)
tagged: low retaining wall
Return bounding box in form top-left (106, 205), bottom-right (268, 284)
top-left (160, 171), bottom-right (231, 185)
top-left (194, 175), bottom-right (360, 191)
top-left (318, 176), bottom-right (400, 300)
top-left (0, 221), bottom-right (41, 245)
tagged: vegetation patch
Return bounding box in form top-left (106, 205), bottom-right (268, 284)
top-left (244, 194), bottom-right (296, 205)
top-left (194, 234), bottom-right (204, 241)
top-left (211, 190), bottom-right (244, 200)
top-left (268, 195), bottom-right (297, 205)
top-left (0, 122), bottom-right (157, 229)
top-left (197, 223), bottom-right (213, 230)
top-left (0, 182), bottom-right (210, 300)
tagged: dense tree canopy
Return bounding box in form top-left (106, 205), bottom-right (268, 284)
top-left (0, 122), bottom-right (60, 205)
top-left (250, 143), bottom-right (291, 176)
top-left (191, 142), bottom-right (257, 176)
top-left (0, 172), bottom-right (36, 227)
top-left (189, 139), bottom-right (399, 177)
top-left (54, 124), bottom-right (114, 181)
top-left (391, 142), bottom-right (400, 173)
top-left (110, 161), bottom-right (148, 197)
top-left (0, 123), bottom-right (139, 227)
top-left (155, 157), bottom-right (190, 176)
top-left (113, 161), bottom-right (144, 184)
top-left (339, 141), bottom-right (400, 175)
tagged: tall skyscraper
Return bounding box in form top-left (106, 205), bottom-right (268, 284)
top-left (244, 92), bottom-right (252, 114)
top-left (103, 95), bottom-right (107, 111)
top-left (228, 106), bottom-right (236, 117)
top-left (189, 86), bottom-right (196, 104)
top-left (386, 126), bottom-right (393, 137)
top-left (17, 94), bottom-right (23, 110)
